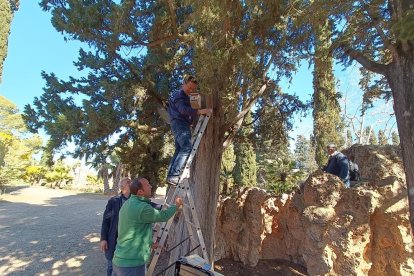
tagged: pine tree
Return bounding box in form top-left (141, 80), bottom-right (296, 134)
top-left (378, 130), bottom-right (388, 145)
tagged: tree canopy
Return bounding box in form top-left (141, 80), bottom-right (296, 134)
top-left (0, 96), bottom-right (42, 186)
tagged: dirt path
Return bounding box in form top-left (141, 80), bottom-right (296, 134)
top-left (0, 186), bottom-right (117, 276)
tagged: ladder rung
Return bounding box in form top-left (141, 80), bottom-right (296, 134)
top-left (154, 244), bottom-right (202, 276)
top-left (165, 236), bottom-right (192, 254)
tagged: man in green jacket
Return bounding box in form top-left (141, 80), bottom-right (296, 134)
top-left (112, 177), bottom-right (182, 276)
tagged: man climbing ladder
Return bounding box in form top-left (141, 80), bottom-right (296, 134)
top-left (147, 74), bottom-right (214, 275)
top-left (166, 75), bottom-right (212, 186)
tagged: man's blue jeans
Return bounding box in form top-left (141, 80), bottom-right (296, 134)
top-left (168, 120), bottom-right (192, 178)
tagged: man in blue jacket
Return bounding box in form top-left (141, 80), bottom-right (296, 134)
top-left (100, 178), bottom-right (162, 276)
top-left (166, 75), bottom-right (212, 185)
top-left (323, 143), bottom-right (350, 188)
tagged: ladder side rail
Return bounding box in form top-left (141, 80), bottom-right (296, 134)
top-left (183, 183), bottom-right (209, 261)
top-left (190, 115), bottom-right (205, 144)
top-left (158, 179), bottom-right (198, 252)
top-left (181, 187), bottom-right (199, 251)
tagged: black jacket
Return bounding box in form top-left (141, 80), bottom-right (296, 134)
top-left (100, 194), bottom-right (128, 261)
top-left (325, 152), bottom-right (350, 186)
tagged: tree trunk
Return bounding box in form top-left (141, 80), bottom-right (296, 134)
top-left (112, 163), bottom-right (123, 193)
top-left (102, 167), bottom-right (110, 194)
top-left (386, 55), bottom-right (414, 232)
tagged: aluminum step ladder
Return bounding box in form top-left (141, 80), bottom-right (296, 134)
top-left (147, 114), bottom-right (211, 276)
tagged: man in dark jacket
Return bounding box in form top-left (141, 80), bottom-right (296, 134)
top-left (166, 75), bottom-right (212, 185)
top-left (323, 143), bottom-right (350, 187)
top-left (100, 178), bottom-right (131, 276)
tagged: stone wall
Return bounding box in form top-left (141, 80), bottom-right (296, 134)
top-left (215, 145), bottom-right (414, 275)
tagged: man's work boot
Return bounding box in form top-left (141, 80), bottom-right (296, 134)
top-left (166, 176), bottom-right (180, 186)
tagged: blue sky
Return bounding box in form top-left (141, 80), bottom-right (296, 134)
top-left (0, 1), bottom-right (396, 146)
top-left (0, 1), bottom-right (84, 111)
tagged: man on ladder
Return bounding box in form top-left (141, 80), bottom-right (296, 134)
top-left (146, 75), bottom-right (215, 275)
top-left (166, 75), bottom-right (212, 186)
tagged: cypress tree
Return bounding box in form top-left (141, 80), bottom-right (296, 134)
top-left (0, 0), bottom-right (12, 82)
top-left (0, 0), bottom-right (18, 82)
top-left (233, 111), bottom-right (256, 188)
top-left (366, 127), bottom-right (377, 145)
top-left (378, 130), bottom-right (388, 145)
top-left (220, 144), bottom-right (235, 195)
top-left (392, 131), bottom-right (400, 146)
top-left (312, 19), bottom-right (343, 166)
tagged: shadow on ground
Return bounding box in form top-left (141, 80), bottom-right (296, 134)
top-left (0, 188), bottom-right (109, 275)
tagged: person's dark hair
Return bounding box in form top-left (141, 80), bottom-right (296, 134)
top-left (130, 177), bottom-right (145, 195)
top-left (184, 75), bottom-right (197, 84)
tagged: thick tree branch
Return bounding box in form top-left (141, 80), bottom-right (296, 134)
top-left (166, 0), bottom-right (178, 37)
top-left (343, 46), bottom-right (388, 75)
top-left (223, 81), bottom-right (272, 147)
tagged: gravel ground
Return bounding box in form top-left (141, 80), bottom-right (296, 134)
top-left (0, 186), bottom-right (117, 276)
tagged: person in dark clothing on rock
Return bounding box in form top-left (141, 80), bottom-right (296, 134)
top-left (323, 143), bottom-right (350, 188)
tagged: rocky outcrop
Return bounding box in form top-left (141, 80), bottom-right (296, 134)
top-left (215, 145), bottom-right (414, 275)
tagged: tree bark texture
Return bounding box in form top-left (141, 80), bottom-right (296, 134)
top-left (101, 167), bottom-right (110, 194)
top-left (386, 54), bottom-right (414, 232)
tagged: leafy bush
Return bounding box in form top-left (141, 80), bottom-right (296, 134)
top-left (45, 162), bottom-right (73, 188)
top-left (23, 165), bottom-right (46, 185)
